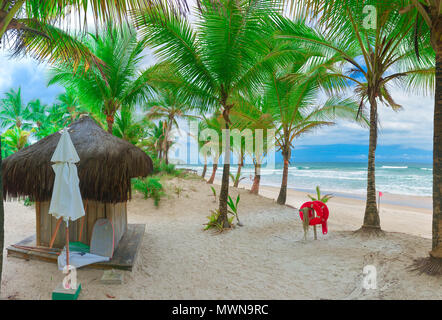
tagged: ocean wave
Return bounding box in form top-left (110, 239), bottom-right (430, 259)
top-left (381, 166), bottom-right (408, 169)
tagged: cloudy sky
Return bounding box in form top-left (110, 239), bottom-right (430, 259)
top-left (0, 11), bottom-right (434, 164)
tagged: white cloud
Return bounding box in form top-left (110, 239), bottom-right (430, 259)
top-left (294, 85), bottom-right (434, 150)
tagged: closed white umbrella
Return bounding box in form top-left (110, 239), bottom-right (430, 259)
top-left (49, 128), bottom-right (85, 268)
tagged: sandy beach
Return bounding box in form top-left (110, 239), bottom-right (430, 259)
top-left (1, 175), bottom-right (441, 300)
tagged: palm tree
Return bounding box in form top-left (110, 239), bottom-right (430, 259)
top-left (145, 84), bottom-right (196, 164)
top-left (200, 114), bottom-right (223, 185)
top-left (113, 107), bottom-right (150, 145)
top-left (230, 93), bottom-right (275, 194)
top-left (144, 120), bottom-right (169, 160)
top-left (48, 23), bottom-right (159, 134)
top-left (277, 5), bottom-right (434, 228)
top-left (55, 90), bottom-right (82, 123)
top-left (0, 87), bottom-right (31, 130)
top-left (134, 0), bottom-right (290, 227)
top-left (264, 64), bottom-right (365, 204)
top-left (24, 99), bottom-right (47, 129)
top-left (393, 0), bottom-right (442, 265)
top-left (2, 127), bottom-right (34, 151)
top-left (228, 104), bottom-right (253, 188)
top-left (0, 0), bottom-right (187, 293)
top-left (191, 119), bottom-right (211, 179)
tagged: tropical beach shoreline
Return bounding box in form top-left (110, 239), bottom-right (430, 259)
top-left (211, 179), bottom-right (433, 239)
top-left (1, 175), bottom-right (440, 300)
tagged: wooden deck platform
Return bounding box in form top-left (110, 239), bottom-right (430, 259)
top-left (6, 224), bottom-right (145, 271)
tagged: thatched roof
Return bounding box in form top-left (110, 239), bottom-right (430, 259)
top-left (2, 116), bottom-right (153, 203)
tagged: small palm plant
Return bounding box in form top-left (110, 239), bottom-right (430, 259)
top-left (227, 195), bottom-right (242, 226)
top-left (210, 186), bottom-right (217, 202)
top-left (307, 186), bottom-right (333, 204)
top-left (204, 209), bottom-right (235, 232)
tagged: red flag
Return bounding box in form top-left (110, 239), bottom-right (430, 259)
top-left (379, 191), bottom-right (383, 197)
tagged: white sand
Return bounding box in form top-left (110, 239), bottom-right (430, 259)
top-left (1, 176), bottom-right (441, 300)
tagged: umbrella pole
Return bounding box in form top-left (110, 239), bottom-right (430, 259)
top-left (49, 217), bottom-right (63, 249)
top-left (66, 222), bottom-right (70, 268)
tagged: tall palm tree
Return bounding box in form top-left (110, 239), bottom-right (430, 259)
top-left (393, 0), bottom-right (442, 265)
top-left (0, 0), bottom-right (187, 293)
top-left (277, 5), bottom-right (434, 228)
top-left (0, 87), bottom-right (31, 130)
top-left (264, 64), bottom-right (365, 204)
top-left (286, 0), bottom-right (442, 271)
top-left (134, 0), bottom-right (291, 227)
top-left (48, 23), bottom-right (159, 133)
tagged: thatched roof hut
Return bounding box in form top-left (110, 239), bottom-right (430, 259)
top-left (2, 116), bottom-right (153, 249)
top-left (3, 116), bottom-right (153, 203)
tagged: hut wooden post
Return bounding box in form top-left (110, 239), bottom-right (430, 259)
top-left (36, 202), bottom-right (41, 246)
top-left (78, 199), bottom-right (88, 242)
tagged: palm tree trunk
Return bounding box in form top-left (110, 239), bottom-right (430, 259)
top-left (430, 49), bottom-right (442, 258)
top-left (233, 153), bottom-right (244, 188)
top-left (0, 138), bottom-right (4, 293)
top-left (165, 143), bottom-right (170, 165)
top-left (217, 121), bottom-right (231, 228)
top-left (164, 122), bottom-right (172, 165)
top-left (0, 0), bottom-right (25, 38)
top-left (250, 162), bottom-right (261, 194)
top-left (277, 148), bottom-right (290, 205)
top-left (362, 97), bottom-right (380, 229)
top-left (201, 157), bottom-right (207, 179)
top-left (106, 114), bottom-right (114, 134)
top-left (207, 161), bottom-right (218, 184)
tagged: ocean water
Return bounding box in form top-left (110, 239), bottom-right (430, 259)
top-left (178, 162), bottom-right (433, 197)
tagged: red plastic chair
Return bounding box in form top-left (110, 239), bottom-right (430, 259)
top-left (299, 201), bottom-right (329, 235)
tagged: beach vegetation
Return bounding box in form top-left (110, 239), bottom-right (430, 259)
top-left (204, 209), bottom-right (235, 232)
top-left (48, 23), bottom-right (159, 134)
top-left (133, 176), bottom-right (165, 207)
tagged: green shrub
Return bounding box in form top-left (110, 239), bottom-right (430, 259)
top-left (133, 177), bottom-right (165, 207)
top-left (151, 157), bottom-right (181, 176)
top-left (23, 197), bottom-right (34, 207)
